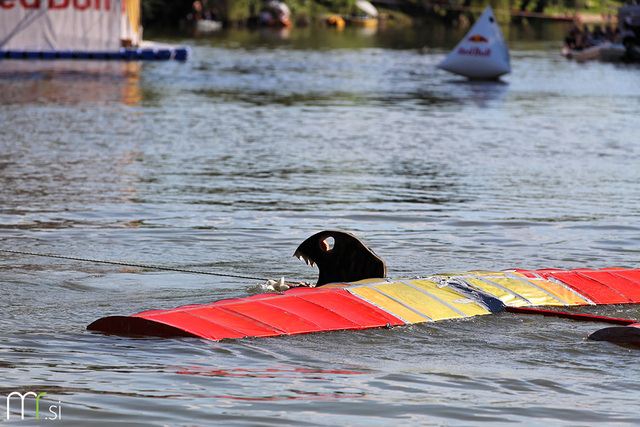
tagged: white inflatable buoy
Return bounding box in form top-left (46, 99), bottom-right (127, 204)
top-left (437, 6), bottom-right (511, 80)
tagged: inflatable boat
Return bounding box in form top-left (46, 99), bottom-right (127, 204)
top-left (562, 42), bottom-right (627, 62)
top-left (88, 231), bottom-right (640, 344)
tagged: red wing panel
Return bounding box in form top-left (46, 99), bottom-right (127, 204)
top-left (128, 288), bottom-right (403, 340)
top-left (259, 297), bottom-right (360, 330)
top-left (136, 311), bottom-right (254, 340)
top-left (542, 271), bottom-right (633, 304)
top-left (216, 301), bottom-right (323, 335)
top-left (511, 268), bottom-right (640, 304)
top-left (136, 293), bottom-right (285, 317)
top-left (156, 307), bottom-right (284, 338)
top-left (297, 290), bottom-right (404, 327)
top-left (610, 269), bottom-right (640, 287)
top-left (87, 315), bottom-right (200, 338)
top-left (210, 292), bottom-right (283, 305)
top-left (577, 271), bottom-right (640, 302)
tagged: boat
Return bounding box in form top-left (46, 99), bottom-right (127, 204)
top-left (345, 0), bottom-right (378, 28)
top-left (259, 1), bottom-right (293, 28)
top-left (325, 15), bottom-right (346, 30)
top-left (88, 231), bottom-right (640, 345)
top-left (562, 5), bottom-right (640, 62)
top-left (437, 6), bottom-right (511, 80)
top-left (0, 0), bottom-right (189, 61)
top-left (196, 20), bottom-right (223, 33)
top-left (562, 41), bottom-right (627, 62)
top-left (619, 4), bottom-right (640, 61)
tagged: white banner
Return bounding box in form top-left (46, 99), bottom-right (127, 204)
top-left (0, 0), bottom-right (122, 51)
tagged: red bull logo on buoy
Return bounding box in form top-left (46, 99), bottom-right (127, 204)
top-left (457, 46), bottom-right (492, 56)
top-left (468, 34), bottom-right (489, 43)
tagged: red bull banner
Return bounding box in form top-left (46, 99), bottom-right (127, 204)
top-left (0, 0), bottom-right (124, 51)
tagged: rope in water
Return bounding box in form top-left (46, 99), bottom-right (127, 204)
top-left (0, 248), bottom-right (271, 282)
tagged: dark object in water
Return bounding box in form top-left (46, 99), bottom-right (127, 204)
top-left (293, 230), bottom-right (386, 286)
top-left (589, 324), bottom-right (640, 345)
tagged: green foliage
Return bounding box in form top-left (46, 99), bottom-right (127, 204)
top-left (140, 0), bottom-right (362, 27)
top-left (140, 0), bottom-right (618, 28)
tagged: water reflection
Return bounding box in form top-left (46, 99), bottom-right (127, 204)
top-left (0, 60), bottom-right (142, 106)
top-left (258, 26), bottom-right (292, 40)
top-left (446, 79), bottom-right (510, 108)
top-left (176, 366), bottom-right (366, 378)
top-left (170, 19), bottom-right (570, 52)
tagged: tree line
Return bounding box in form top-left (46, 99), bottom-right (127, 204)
top-left (140, 0), bottom-right (613, 28)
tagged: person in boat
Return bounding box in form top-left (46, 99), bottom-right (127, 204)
top-left (564, 24), bottom-right (582, 50)
top-left (591, 25), bottom-right (605, 42)
top-left (186, 0), bottom-right (204, 22)
top-left (603, 24), bottom-right (615, 42)
top-left (203, 7), bottom-right (220, 22)
top-left (565, 24), bottom-right (596, 51)
top-left (580, 25), bottom-right (595, 49)
top-left (259, 1), bottom-right (293, 28)
top-left (564, 27), bottom-right (576, 50)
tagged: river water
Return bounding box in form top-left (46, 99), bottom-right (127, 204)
top-left (1, 21), bottom-right (640, 425)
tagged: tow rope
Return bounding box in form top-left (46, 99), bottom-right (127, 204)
top-left (0, 248), bottom-right (270, 282)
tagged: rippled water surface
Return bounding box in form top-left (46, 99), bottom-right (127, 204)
top-left (2, 23), bottom-right (640, 425)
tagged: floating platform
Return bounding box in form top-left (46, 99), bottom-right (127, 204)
top-left (0, 42), bottom-right (190, 62)
top-left (88, 267), bottom-right (640, 341)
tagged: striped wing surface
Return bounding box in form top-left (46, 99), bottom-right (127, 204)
top-left (88, 268), bottom-right (640, 340)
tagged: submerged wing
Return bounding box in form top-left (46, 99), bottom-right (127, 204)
top-left (88, 268), bottom-right (640, 341)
